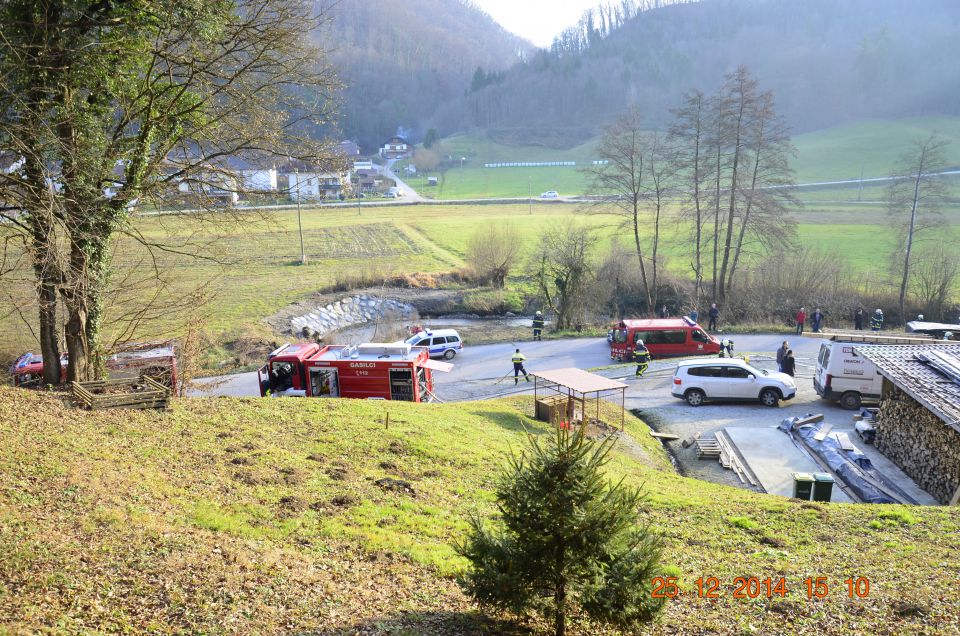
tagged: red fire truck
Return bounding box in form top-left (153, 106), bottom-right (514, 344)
top-left (610, 317), bottom-right (720, 360)
top-left (258, 342), bottom-right (451, 401)
top-left (10, 341), bottom-right (180, 392)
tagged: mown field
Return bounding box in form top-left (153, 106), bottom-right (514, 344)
top-left (3, 199), bottom-right (960, 365)
top-left (1, 388), bottom-right (957, 634)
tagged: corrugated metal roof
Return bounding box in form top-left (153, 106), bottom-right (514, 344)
top-left (855, 344), bottom-right (960, 433)
top-left (532, 368), bottom-right (627, 394)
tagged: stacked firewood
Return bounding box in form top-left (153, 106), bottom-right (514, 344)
top-left (876, 386), bottom-right (960, 505)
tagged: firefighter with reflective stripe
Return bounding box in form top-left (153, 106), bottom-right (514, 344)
top-left (719, 338), bottom-right (735, 358)
top-left (633, 339), bottom-right (652, 377)
top-left (532, 311), bottom-right (545, 341)
top-left (871, 308), bottom-right (884, 332)
top-left (511, 348), bottom-right (530, 384)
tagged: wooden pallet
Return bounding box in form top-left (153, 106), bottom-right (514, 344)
top-left (695, 436), bottom-right (721, 459)
top-left (71, 376), bottom-right (170, 410)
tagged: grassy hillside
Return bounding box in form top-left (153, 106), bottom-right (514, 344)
top-left (792, 117), bottom-right (960, 183)
top-left (1, 388), bottom-right (957, 634)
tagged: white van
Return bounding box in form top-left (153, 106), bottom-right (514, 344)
top-left (813, 340), bottom-right (882, 410)
top-left (812, 332), bottom-right (935, 409)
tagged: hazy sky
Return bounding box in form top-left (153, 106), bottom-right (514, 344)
top-left (474, 0), bottom-right (601, 47)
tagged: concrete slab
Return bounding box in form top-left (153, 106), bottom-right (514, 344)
top-left (828, 423), bottom-right (939, 506)
top-left (722, 426), bottom-right (853, 503)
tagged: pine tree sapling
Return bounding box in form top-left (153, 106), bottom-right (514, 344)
top-left (457, 427), bottom-right (666, 636)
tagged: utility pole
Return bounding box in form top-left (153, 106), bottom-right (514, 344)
top-left (294, 169), bottom-right (306, 265)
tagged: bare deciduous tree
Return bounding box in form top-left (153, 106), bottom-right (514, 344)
top-left (910, 244), bottom-right (959, 322)
top-left (0, 0), bottom-right (341, 383)
top-left (533, 223), bottom-right (596, 331)
top-left (885, 133), bottom-right (950, 324)
top-left (465, 224), bottom-right (521, 289)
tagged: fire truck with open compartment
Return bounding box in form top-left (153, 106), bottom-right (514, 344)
top-left (258, 342), bottom-right (451, 401)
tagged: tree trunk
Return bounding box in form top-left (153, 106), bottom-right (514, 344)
top-left (717, 102), bottom-right (745, 304)
top-left (36, 280), bottom-right (62, 385)
top-left (899, 160), bottom-right (924, 325)
top-left (728, 118), bottom-right (765, 291)
top-left (633, 198), bottom-right (653, 314)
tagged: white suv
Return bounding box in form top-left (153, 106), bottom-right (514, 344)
top-left (671, 359), bottom-right (797, 407)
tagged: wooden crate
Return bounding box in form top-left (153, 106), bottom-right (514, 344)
top-left (71, 376), bottom-right (170, 410)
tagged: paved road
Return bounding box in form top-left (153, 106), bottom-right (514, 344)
top-left (188, 333), bottom-right (822, 400)
top-left (383, 160), bottom-right (424, 202)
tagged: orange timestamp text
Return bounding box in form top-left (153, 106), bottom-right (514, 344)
top-left (651, 576), bottom-right (871, 600)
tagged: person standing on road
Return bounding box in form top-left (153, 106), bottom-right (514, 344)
top-left (532, 311), bottom-right (545, 341)
top-left (795, 307), bottom-right (807, 335)
top-left (659, 305), bottom-right (669, 318)
top-left (811, 308), bottom-right (824, 333)
top-left (781, 349), bottom-right (796, 377)
top-left (511, 348), bottom-right (530, 384)
top-left (633, 339), bottom-right (652, 377)
top-left (854, 306), bottom-right (865, 330)
top-left (776, 340), bottom-right (789, 372)
top-left (708, 303), bottom-right (719, 332)
top-left (689, 308), bottom-right (699, 324)
top-left (871, 308), bottom-right (884, 332)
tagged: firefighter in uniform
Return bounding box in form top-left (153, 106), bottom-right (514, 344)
top-left (871, 308), bottom-right (884, 332)
top-left (532, 311), bottom-right (545, 341)
top-left (719, 337), bottom-right (735, 358)
top-left (511, 348), bottom-right (530, 384)
top-left (633, 339), bottom-right (652, 377)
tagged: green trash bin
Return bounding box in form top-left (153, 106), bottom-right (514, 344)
top-left (812, 473), bottom-right (835, 502)
top-left (792, 472), bottom-right (815, 500)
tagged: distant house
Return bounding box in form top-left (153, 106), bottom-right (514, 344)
top-left (856, 344), bottom-right (960, 505)
top-left (353, 159), bottom-right (375, 171)
top-left (379, 136), bottom-right (410, 160)
top-left (221, 155), bottom-right (278, 193)
top-left (338, 140), bottom-right (361, 159)
top-left (352, 168), bottom-right (380, 193)
top-left (279, 159), bottom-right (350, 202)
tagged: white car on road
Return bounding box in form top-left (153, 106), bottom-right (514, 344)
top-left (671, 358), bottom-right (797, 407)
top-left (540, 190), bottom-right (559, 199)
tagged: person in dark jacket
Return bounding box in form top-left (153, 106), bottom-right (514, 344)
top-left (854, 306), bottom-right (864, 330)
top-left (811, 308), bottom-right (824, 333)
top-left (781, 349), bottom-right (796, 377)
top-left (871, 309), bottom-right (884, 332)
top-left (633, 339), bottom-right (652, 377)
top-left (795, 307), bottom-right (806, 335)
top-left (659, 305), bottom-right (669, 318)
top-left (776, 340), bottom-right (789, 372)
top-left (532, 311), bottom-right (545, 341)
top-left (689, 308), bottom-right (699, 323)
top-left (708, 304), bottom-right (719, 331)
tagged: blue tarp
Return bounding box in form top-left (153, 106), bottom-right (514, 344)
top-left (778, 416), bottom-right (917, 505)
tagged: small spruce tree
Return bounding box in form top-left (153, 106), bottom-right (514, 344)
top-left (458, 426), bottom-right (666, 636)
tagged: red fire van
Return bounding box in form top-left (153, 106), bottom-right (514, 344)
top-left (610, 318), bottom-right (720, 360)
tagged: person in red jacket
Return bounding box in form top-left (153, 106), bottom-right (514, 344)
top-left (795, 306), bottom-right (807, 335)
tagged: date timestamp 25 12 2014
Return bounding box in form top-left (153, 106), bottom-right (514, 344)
top-left (651, 576), bottom-right (871, 600)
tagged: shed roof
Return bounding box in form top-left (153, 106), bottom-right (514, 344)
top-left (855, 344), bottom-right (960, 432)
top-left (531, 368), bottom-right (627, 394)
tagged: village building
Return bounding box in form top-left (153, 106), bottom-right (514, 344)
top-left (856, 344), bottom-right (960, 505)
top-left (378, 136), bottom-right (410, 160)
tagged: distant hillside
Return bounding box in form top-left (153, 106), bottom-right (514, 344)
top-left (317, 0), bottom-right (530, 151)
top-left (431, 0), bottom-right (960, 140)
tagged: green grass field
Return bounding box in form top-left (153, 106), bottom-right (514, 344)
top-left (2, 388), bottom-right (956, 633)
top-left (414, 117), bottom-right (960, 200)
top-left (3, 198), bottom-right (960, 365)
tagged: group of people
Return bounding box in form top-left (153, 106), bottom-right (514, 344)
top-left (797, 306), bottom-right (886, 334)
top-left (776, 340), bottom-right (797, 377)
top-left (794, 307), bottom-right (825, 334)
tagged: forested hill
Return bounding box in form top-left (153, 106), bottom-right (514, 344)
top-left (430, 0), bottom-right (960, 143)
top-left (317, 0), bottom-right (530, 151)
